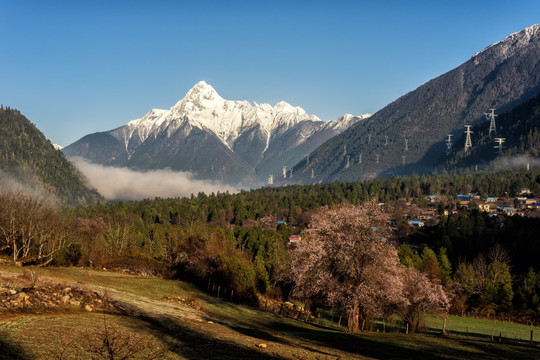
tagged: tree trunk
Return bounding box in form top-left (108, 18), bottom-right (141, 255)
top-left (348, 302), bottom-right (360, 332)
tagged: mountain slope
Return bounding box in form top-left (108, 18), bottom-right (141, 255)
top-left (445, 91), bottom-right (540, 169)
top-left (291, 24), bottom-right (540, 183)
top-left (63, 81), bottom-right (369, 186)
top-left (0, 107), bottom-right (101, 205)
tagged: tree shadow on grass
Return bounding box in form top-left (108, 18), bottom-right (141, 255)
top-left (202, 307), bottom-right (540, 360)
top-left (0, 336), bottom-right (29, 360)
top-left (107, 295), bottom-right (540, 360)
top-left (132, 313), bottom-right (288, 360)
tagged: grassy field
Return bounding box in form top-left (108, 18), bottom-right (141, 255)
top-left (425, 314), bottom-right (540, 343)
top-left (1, 265), bottom-right (540, 359)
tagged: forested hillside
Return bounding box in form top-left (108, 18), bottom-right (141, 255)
top-left (0, 107), bottom-right (101, 205)
top-left (446, 92), bottom-right (540, 168)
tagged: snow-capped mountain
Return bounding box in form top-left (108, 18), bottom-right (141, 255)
top-left (63, 81), bottom-right (370, 186)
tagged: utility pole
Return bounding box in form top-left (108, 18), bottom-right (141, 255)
top-left (494, 137), bottom-right (506, 155)
top-left (464, 125), bottom-right (473, 152)
top-left (446, 134), bottom-right (453, 153)
top-left (485, 109), bottom-right (497, 136)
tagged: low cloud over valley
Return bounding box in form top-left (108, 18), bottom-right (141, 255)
top-left (71, 157), bottom-right (239, 200)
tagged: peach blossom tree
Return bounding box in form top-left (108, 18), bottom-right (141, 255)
top-left (290, 203), bottom-right (405, 332)
top-left (290, 202), bottom-right (450, 332)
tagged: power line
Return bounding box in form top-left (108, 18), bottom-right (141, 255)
top-left (485, 109), bottom-right (497, 136)
top-left (446, 134), bottom-right (453, 153)
top-left (464, 125), bottom-right (473, 152)
top-left (494, 137), bottom-right (506, 155)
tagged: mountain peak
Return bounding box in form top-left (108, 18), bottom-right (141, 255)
top-left (183, 80), bottom-right (222, 103)
top-left (474, 24), bottom-right (540, 58)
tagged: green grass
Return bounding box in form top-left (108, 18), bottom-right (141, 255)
top-left (2, 265), bottom-right (540, 359)
top-left (425, 314), bottom-right (540, 343)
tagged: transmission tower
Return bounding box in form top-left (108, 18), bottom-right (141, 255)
top-left (446, 134), bottom-right (453, 153)
top-left (375, 154), bottom-right (380, 163)
top-left (282, 166), bottom-right (287, 179)
top-left (494, 137), bottom-right (506, 155)
top-left (311, 169), bottom-right (314, 179)
top-left (289, 169), bottom-right (293, 178)
top-left (402, 155), bottom-right (406, 165)
top-left (485, 109), bottom-right (497, 136)
top-left (268, 175), bottom-right (273, 185)
top-left (464, 125), bottom-right (473, 152)
top-left (343, 144), bottom-right (347, 156)
top-left (345, 155), bottom-right (350, 168)
top-left (404, 138), bottom-right (409, 152)
top-left (385, 135), bottom-right (389, 146)
top-left (358, 154), bottom-right (362, 164)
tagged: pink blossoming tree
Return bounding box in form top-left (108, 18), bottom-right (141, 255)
top-left (290, 203), bottom-right (450, 332)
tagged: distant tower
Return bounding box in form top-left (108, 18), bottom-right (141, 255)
top-left (268, 175), bottom-right (273, 185)
top-left (311, 169), bottom-right (314, 179)
top-left (375, 154), bottom-right (380, 164)
top-left (289, 169), bottom-right (293, 178)
top-left (385, 135), bottom-right (389, 146)
top-left (345, 155), bottom-right (350, 168)
top-left (446, 134), bottom-right (453, 153)
top-left (404, 138), bottom-right (409, 152)
top-left (358, 154), bottom-right (362, 164)
top-left (402, 155), bottom-right (406, 165)
top-left (494, 137), bottom-right (506, 155)
top-left (282, 166), bottom-right (287, 179)
top-left (343, 144), bottom-right (347, 156)
top-left (485, 109), bottom-right (497, 136)
top-left (464, 125), bottom-right (473, 152)
top-left (305, 154), bottom-right (310, 165)
top-left (368, 133), bottom-right (372, 144)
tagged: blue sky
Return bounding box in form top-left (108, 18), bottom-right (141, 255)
top-left (1, 0), bottom-right (539, 146)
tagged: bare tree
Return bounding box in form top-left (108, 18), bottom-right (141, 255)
top-left (85, 318), bottom-right (165, 360)
top-left (0, 190), bottom-right (68, 266)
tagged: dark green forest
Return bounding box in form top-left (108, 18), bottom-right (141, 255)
top-left (35, 168), bottom-right (539, 323)
top-left (0, 107), bottom-right (101, 205)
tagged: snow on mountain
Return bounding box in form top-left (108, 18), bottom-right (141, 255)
top-left (473, 24), bottom-right (540, 59)
top-left (322, 113), bottom-right (371, 132)
top-left (110, 81), bottom-right (324, 152)
top-left (64, 81), bottom-right (369, 186)
top-left (110, 108), bottom-right (169, 152)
